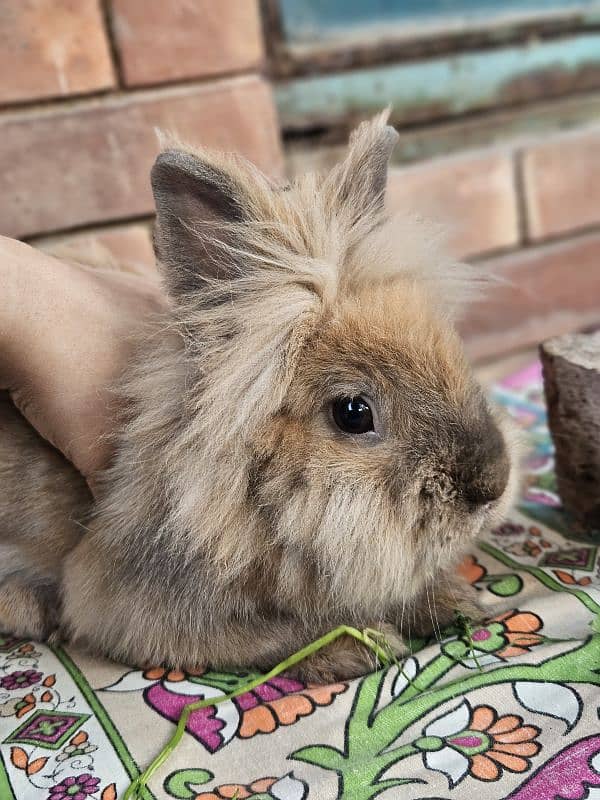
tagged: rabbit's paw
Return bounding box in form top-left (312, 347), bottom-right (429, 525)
top-left (286, 624), bottom-right (407, 684)
top-left (410, 574), bottom-right (485, 639)
top-left (437, 574), bottom-right (485, 627)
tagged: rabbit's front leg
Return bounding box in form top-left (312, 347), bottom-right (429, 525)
top-left (206, 616), bottom-right (406, 684)
top-left (392, 573), bottom-right (484, 641)
top-left (284, 622), bottom-right (408, 683)
top-left (429, 572), bottom-right (485, 630)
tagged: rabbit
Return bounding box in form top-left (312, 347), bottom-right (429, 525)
top-left (0, 112), bottom-right (519, 682)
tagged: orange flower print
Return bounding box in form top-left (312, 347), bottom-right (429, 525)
top-left (196, 777), bottom-right (277, 799)
top-left (442, 609), bottom-right (544, 668)
top-left (236, 680), bottom-right (346, 738)
top-left (417, 699), bottom-right (541, 787)
top-left (467, 705), bottom-right (541, 781)
top-left (458, 554), bottom-right (486, 585)
top-left (492, 610), bottom-right (543, 658)
top-left (196, 773), bottom-right (307, 800)
top-left (105, 668), bottom-right (347, 754)
top-left (553, 570), bottom-right (592, 587)
top-left (15, 693), bottom-right (36, 719)
top-left (142, 668), bottom-right (187, 682)
top-left (457, 555), bottom-right (525, 600)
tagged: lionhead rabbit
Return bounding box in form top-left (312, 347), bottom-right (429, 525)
top-left (0, 112), bottom-right (518, 681)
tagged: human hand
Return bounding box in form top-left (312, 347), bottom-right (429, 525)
top-left (0, 236), bottom-right (166, 489)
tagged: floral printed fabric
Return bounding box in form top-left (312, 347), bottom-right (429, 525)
top-left (1, 361), bottom-right (600, 800)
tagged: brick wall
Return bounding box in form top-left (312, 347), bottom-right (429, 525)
top-left (392, 131), bottom-right (600, 360)
top-left (0, 1), bottom-right (283, 261)
top-left (2, 1), bottom-right (600, 362)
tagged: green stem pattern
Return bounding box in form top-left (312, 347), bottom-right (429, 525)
top-left (342, 745), bottom-right (420, 800)
top-left (295, 632), bottom-right (600, 799)
top-left (390, 654), bottom-right (457, 702)
top-left (0, 759), bottom-right (16, 800)
top-left (124, 625), bottom-right (393, 800)
top-left (375, 637), bottom-right (598, 739)
top-left (478, 541), bottom-right (600, 616)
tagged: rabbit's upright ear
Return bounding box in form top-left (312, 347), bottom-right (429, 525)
top-left (151, 147), bottom-right (259, 296)
top-left (328, 110), bottom-right (398, 216)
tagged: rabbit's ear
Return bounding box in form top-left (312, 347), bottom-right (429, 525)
top-left (328, 110), bottom-right (398, 216)
top-left (151, 148), bottom-right (257, 295)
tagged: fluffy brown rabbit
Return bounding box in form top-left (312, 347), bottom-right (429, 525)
top-left (0, 112), bottom-right (518, 681)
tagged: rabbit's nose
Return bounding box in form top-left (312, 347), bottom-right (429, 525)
top-left (459, 430), bottom-right (510, 511)
top-left (450, 407), bottom-right (510, 511)
top-left (463, 452), bottom-right (510, 510)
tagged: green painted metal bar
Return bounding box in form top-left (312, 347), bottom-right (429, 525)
top-left (276, 33), bottom-right (600, 128)
top-left (0, 758), bottom-right (16, 800)
top-left (279, 0), bottom-right (600, 42)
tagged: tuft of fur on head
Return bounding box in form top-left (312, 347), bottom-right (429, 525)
top-left (77, 112), bottom-right (516, 658)
top-left (156, 113), bottom-right (483, 313)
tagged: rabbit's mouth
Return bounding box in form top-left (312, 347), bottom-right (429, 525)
top-left (419, 465), bottom-right (509, 524)
top-left (417, 455), bottom-right (517, 556)
top-left (416, 400), bottom-right (517, 541)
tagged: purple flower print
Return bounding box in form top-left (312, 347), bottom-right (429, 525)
top-left (0, 669), bottom-right (42, 690)
top-left (48, 774), bottom-right (100, 800)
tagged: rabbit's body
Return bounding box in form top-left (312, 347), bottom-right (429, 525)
top-left (0, 114), bottom-right (518, 680)
top-left (0, 392), bottom-right (88, 637)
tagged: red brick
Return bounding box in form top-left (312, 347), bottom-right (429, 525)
top-left (110, 0), bottom-right (264, 87)
top-left (461, 233), bottom-right (600, 361)
top-left (522, 127), bottom-right (600, 240)
top-left (0, 0), bottom-right (115, 105)
top-left (34, 223), bottom-right (157, 278)
top-left (386, 149), bottom-right (519, 258)
top-left (1, 76), bottom-right (283, 238)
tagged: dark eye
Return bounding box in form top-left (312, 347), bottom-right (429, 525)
top-left (332, 396), bottom-right (374, 435)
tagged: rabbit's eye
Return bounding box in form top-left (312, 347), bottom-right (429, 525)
top-left (332, 396), bottom-right (374, 435)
